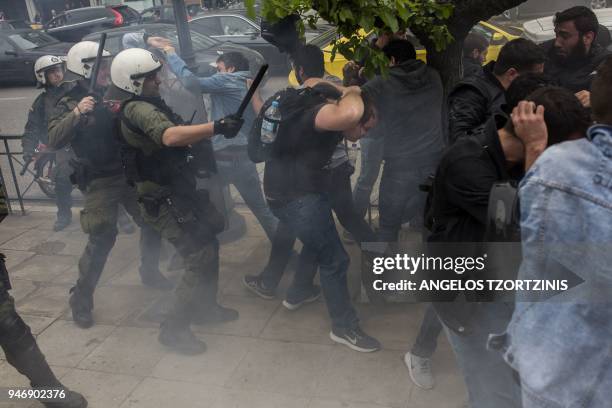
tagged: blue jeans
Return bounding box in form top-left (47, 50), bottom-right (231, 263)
top-left (353, 133), bottom-right (384, 219)
top-left (378, 158), bottom-right (438, 242)
top-left (215, 146), bottom-right (278, 241)
top-left (411, 304), bottom-right (443, 358)
top-left (271, 193), bottom-right (359, 330)
top-left (444, 303), bottom-right (522, 408)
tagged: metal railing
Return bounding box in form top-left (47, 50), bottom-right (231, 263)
top-left (0, 134), bottom-right (26, 215)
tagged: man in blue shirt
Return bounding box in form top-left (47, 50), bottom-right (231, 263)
top-left (158, 43), bottom-right (278, 241)
top-left (496, 56), bottom-right (612, 408)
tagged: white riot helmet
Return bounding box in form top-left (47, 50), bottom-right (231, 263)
top-left (34, 55), bottom-right (64, 85)
top-left (110, 48), bottom-right (162, 96)
top-left (66, 41), bottom-right (110, 79)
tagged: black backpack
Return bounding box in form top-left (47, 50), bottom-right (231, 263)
top-left (248, 87), bottom-right (330, 164)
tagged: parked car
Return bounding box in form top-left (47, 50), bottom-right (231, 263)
top-left (0, 20), bottom-right (38, 30)
top-left (190, 12), bottom-right (291, 74)
top-left (44, 5), bottom-right (140, 43)
top-left (140, 5), bottom-right (198, 24)
top-left (501, 0), bottom-right (610, 20)
top-left (82, 23), bottom-right (265, 78)
top-left (289, 21), bottom-right (521, 86)
top-left (523, 7), bottom-right (612, 44)
top-left (0, 29), bottom-right (72, 85)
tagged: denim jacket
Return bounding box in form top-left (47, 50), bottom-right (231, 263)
top-left (166, 52), bottom-right (255, 151)
top-left (498, 125), bottom-right (612, 407)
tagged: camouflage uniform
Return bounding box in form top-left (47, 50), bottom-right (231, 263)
top-left (119, 96), bottom-right (224, 331)
top-left (0, 190), bottom-right (87, 407)
top-left (22, 82), bottom-right (75, 227)
top-left (48, 82), bottom-right (163, 327)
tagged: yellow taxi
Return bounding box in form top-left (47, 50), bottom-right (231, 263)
top-left (289, 21), bottom-right (521, 86)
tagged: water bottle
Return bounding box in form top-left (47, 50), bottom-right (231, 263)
top-left (261, 101), bottom-right (281, 144)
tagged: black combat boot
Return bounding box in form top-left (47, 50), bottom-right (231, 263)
top-left (158, 318), bottom-right (207, 355)
top-left (68, 287), bottom-right (93, 329)
top-left (0, 313), bottom-right (88, 408)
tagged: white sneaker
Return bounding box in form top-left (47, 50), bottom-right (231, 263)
top-left (404, 351), bottom-right (435, 389)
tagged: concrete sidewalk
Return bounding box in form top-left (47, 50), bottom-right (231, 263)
top-left (0, 205), bottom-right (466, 408)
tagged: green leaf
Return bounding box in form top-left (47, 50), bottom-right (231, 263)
top-left (379, 9), bottom-right (398, 33)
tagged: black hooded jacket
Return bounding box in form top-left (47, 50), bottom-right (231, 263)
top-left (541, 40), bottom-right (611, 93)
top-left (447, 62), bottom-right (506, 145)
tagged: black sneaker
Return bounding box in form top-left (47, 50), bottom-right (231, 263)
top-left (191, 303), bottom-right (239, 325)
top-left (282, 285), bottom-right (321, 311)
top-left (158, 325), bottom-right (206, 355)
top-left (330, 326), bottom-right (381, 352)
top-left (242, 275), bottom-right (275, 300)
top-left (41, 389), bottom-right (88, 408)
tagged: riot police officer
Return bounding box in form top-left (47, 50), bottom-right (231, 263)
top-left (110, 48), bottom-right (243, 354)
top-left (0, 188), bottom-right (88, 408)
top-left (22, 55), bottom-right (75, 231)
top-left (47, 41), bottom-right (171, 329)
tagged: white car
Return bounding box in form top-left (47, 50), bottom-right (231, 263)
top-left (523, 7), bottom-right (612, 43)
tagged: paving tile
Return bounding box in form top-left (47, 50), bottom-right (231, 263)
top-left (0, 228), bottom-right (29, 246)
top-left (307, 398), bottom-right (394, 408)
top-left (20, 314), bottom-right (55, 336)
top-left (78, 327), bottom-right (167, 377)
top-left (16, 284), bottom-right (71, 319)
top-left (0, 361), bottom-right (70, 388)
top-left (0, 213), bottom-right (48, 230)
top-left (314, 348), bottom-right (412, 408)
top-left (119, 378), bottom-right (219, 408)
top-left (36, 320), bottom-right (115, 368)
top-left (10, 255), bottom-right (76, 282)
top-left (0, 230), bottom-right (56, 252)
top-left (227, 339), bottom-right (335, 398)
top-left (192, 295), bottom-right (279, 337)
top-left (6, 279), bottom-right (38, 303)
top-left (356, 303), bottom-right (425, 351)
top-left (0, 250), bottom-right (36, 270)
top-left (219, 237), bottom-right (261, 264)
top-left (260, 301), bottom-right (332, 345)
top-left (151, 334), bottom-right (255, 386)
top-left (59, 368), bottom-right (143, 408)
top-left (211, 389), bottom-right (310, 408)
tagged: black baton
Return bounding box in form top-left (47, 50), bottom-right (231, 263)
top-left (236, 64), bottom-right (268, 118)
top-left (89, 33), bottom-right (107, 94)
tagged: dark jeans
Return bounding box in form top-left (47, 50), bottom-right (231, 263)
top-left (378, 157), bottom-right (439, 242)
top-left (411, 304), bottom-right (443, 358)
top-left (270, 193), bottom-right (358, 330)
top-left (260, 162), bottom-right (376, 300)
top-left (353, 134), bottom-right (384, 219)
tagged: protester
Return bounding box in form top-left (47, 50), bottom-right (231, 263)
top-left (462, 32), bottom-right (489, 78)
top-left (156, 43), bottom-right (279, 242)
top-left (496, 56), bottom-right (612, 408)
top-left (404, 72), bottom-right (556, 391)
top-left (542, 6), bottom-right (611, 94)
top-left (448, 38), bottom-right (545, 144)
top-left (428, 86), bottom-right (590, 407)
top-left (22, 56), bottom-right (75, 232)
top-left (243, 45), bottom-right (377, 309)
top-left (47, 41), bottom-right (170, 329)
top-left (361, 39), bottom-right (445, 242)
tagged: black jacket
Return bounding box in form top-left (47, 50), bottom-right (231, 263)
top-left (542, 40), bottom-right (611, 93)
top-left (428, 115), bottom-right (522, 334)
top-left (448, 62), bottom-right (505, 145)
top-left (462, 57), bottom-right (482, 79)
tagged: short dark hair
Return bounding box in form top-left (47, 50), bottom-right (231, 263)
top-left (463, 32), bottom-right (488, 55)
top-left (493, 38), bottom-right (546, 76)
top-left (504, 73), bottom-right (557, 111)
top-left (507, 87), bottom-right (590, 146)
top-left (554, 6), bottom-right (599, 38)
top-left (591, 56), bottom-right (612, 124)
top-left (217, 52), bottom-right (249, 72)
top-left (292, 44), bottom-right (325, 78)
top-left (382, 39), bottom-right (416, 64)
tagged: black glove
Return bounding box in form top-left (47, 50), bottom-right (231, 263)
top-left (214, 114), bottom-right (244, 139)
